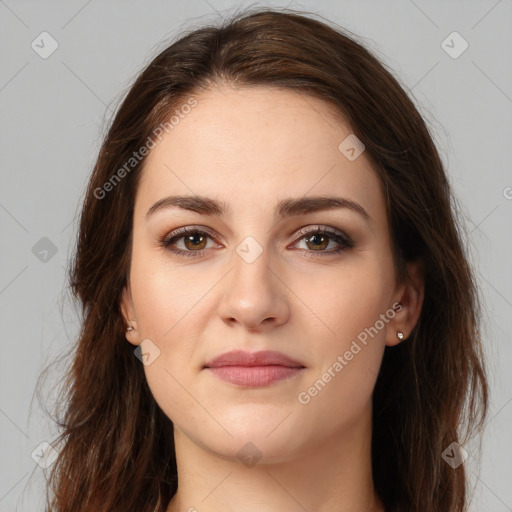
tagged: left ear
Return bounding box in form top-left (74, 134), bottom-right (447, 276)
top-left (386, 258), bottom-right (424, 347)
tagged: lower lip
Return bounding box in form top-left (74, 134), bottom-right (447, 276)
top-left (205, 365), bottom-right (303, 387)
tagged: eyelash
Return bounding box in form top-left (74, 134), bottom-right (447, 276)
top-left (159, 225), bottom-right (354, 259)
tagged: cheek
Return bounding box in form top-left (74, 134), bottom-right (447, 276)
top-left (290, 254), bottom-right (392, 408)
top-left (289, 252), bottom-right (395, 348)
top-left (293, 269), bottom-right (391, 434)
top-left (130, 250), bottom-right (213, 341)
top-left (128, 252), bottom-right (218, 418)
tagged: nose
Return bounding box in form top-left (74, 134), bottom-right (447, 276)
top-left (217, 243), bottom-right (291, 332)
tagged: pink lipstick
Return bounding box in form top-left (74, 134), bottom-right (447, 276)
top-left (203, 350), bottom-right (305, 387)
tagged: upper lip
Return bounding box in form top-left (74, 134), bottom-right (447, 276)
top-left (204, 350), bottom-right (305, 368)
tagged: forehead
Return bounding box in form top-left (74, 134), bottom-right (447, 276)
top-left (147, 84), bottom-right (353, 164)
top-left (135, 84), bottom-right (384, 223)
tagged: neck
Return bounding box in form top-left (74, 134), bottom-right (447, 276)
top-left (165, 401), bottom-right (384, 512)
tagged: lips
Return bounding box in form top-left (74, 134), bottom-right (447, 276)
top-left (204, 350), bottom-right (304, 368)
top-left (204, 350), bottom-right (305, 387)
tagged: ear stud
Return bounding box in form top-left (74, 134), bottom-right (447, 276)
top-left (126, 326), bottom-right (134, 332)
top-left (397, 331), bottom-right (404, 340)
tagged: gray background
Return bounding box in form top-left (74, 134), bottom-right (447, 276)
top-left (1, 0), bottom-right (511, 510)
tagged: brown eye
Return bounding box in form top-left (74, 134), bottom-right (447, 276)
top-left (304, 233), bottom-right (329, 251)
top-left (160, 225), bottom-right (353, 259)
top-left (293, 226), bottom-right (354, 257)
top-left (183, 232), bottom-right (208, 251)
top-left (160, 227), bottom-right (219, 258)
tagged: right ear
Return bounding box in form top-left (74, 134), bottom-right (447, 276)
top-left (120, 285), bottom-right (141, 346)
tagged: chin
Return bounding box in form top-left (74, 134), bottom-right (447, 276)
top-left (204, 434), bottom-right (304, 466)
top-left (203, 411), bottom-right (306, 461)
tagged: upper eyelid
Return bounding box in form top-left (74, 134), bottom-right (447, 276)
top-left (165, 226), bottom-right (219, 243)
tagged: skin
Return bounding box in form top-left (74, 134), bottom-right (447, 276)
top-left (121, 83), bottom-right (424, 512)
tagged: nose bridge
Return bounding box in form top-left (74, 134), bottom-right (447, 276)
top-left (218, 234), bottom-right (289, 329)
top-left (233, 235), bottom-right (272, 291)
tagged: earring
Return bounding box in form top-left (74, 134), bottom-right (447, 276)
top-left (126, 326), bottom-right (134, 332)
top-left (397, 331), bottom-right (404, 340)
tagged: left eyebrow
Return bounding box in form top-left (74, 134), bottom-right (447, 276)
top-left (146, 194), bottom-right (371, 224)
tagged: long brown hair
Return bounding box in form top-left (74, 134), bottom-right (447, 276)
top-left (41, 7), bottom-right (488, 511)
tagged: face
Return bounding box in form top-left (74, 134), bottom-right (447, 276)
top-left (121, 83), bottom-right (420, 463)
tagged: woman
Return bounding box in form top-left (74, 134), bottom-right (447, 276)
top-left (43, 7), bottom-right (488, 512)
